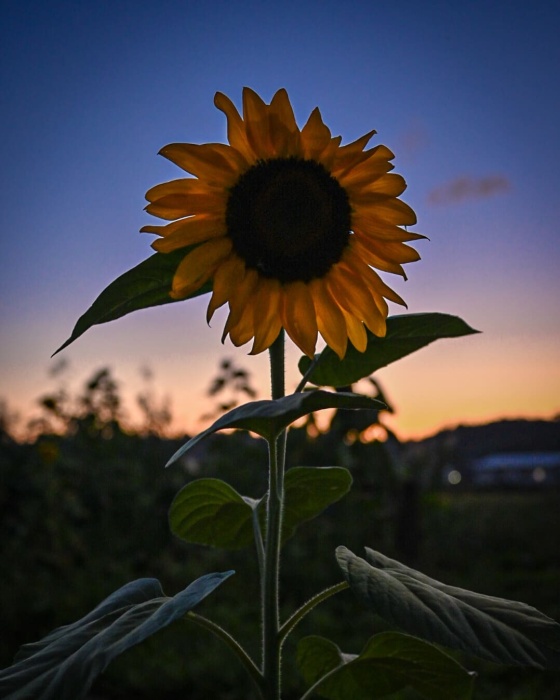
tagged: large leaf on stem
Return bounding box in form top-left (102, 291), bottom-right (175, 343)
top-left (299, 313), bottom-right (479, 387)
top-left (336, 547), bottom-right (560, 669)
top-left (280, 467), bottom-right (352, 541)
top-left (169, 467), bottom-right (352, 549)
top-left (0, 573), bottom-right (233, 700)
top-left (297, 632), bottom-right (475, 700)
top-left (54, 246), bottom-right (210, 354)
top-left (166, 391), bottom-right (382, 466)
top-left (169, 478), bottom-right (256, 549)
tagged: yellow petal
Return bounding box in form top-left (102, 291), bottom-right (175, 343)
top-left (145, 178), bottom-right (220, 202)
top-left (354, 198), bottom-right (417, 226)
top-left (228, 299), bottom-right (256, 347)
top-left (207, 255), bottom-right (246, 322)
top-left (222, 268), bottom-right (259, 341)
top-left (336, 145), bottom-right (395, 188)
top-left (350, 234), bottom-right (407, 276)
top-left (250, 277), bottom-right (283, 354)
top-left (368, 144), bottom-right (395, 161)
top-left (371, 291), bottom-right (389, 318)
top-left (281, 282), bottom-right (318, 358)
top-left (331, 148), bottom-right (373, 179)
top-left (309, 278), bottom-right (348, 359)
top-left (337, 129), bottom-right (376, 159)
top-left (352, 209), bottom-right (420, 239)
top-left (145, 192), bottom-right (226, 220)
top-left (355, 234), bottom-right (421, 265)
top-left (351, 173), bottom-right (407, 199)
top-left (242, 87), bottom-right (272, 157)
top-left (340, 252), bottom-right (403, 316)
top-left (340, 308), bottom-right (368, 352)
top-left (301, 108), bottom-right (332, 161)
top-left (351, 220), bottom-right (425, 243)
top-left (170, 237), bottom-right (232, 299)
top-left (269, 89), bottom-right (298, 131)
top-left (159, 143), bottom-right (245, 187)
top-left (268, 88), bottom-right (302, 157)
top-left (326, 264), bottom-right (386, 337)
top-left (318, 135), bottom-right (342, 170)
top-left (368, 272), bottom-right (404, 309)
top-left (214, 91), bottom-right (255, 162)
top-left (151, 217), bottom-right (225, 253)
top-left (349, 256), bottom-right (406, 307)
top-left (141, 213), bottom-right (222, 236)
top-left (365, 310), bottom-right (386, 338)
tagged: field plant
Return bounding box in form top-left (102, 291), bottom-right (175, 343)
top-left (2, 88), bottom-right (559, 700)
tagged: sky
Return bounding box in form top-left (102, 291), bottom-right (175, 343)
top-left (1, 0), bottom-right (559, 440)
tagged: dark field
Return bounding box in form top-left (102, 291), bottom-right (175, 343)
top-left (1, 419), bottom-right (559, 699)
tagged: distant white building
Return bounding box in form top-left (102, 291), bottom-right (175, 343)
top-left (469, 452), bottom-right (560, 487)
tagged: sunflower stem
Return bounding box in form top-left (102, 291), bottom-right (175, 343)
top-left (269, 330), bottom-right (285, 401)
top-left (252, 505), bottom-right (266, 584)
top-left (263, 331), bottom-right (286, 699)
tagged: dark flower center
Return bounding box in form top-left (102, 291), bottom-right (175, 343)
top-left (225, 158), bottom-right (351, 283)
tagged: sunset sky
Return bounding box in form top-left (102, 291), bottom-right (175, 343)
top-left (2, 0), bottom-right (559, 440)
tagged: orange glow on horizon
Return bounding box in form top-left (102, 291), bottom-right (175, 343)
top-left (3, 304), bottom-right (559, 444)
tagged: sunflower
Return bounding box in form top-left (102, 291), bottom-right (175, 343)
top-left (141, 88), bottom-right (422, 359)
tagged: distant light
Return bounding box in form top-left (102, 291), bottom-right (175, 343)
top-left (448, 470), bottom-right (462, 485)
top-left (533, 467), bottom-right (547, 483)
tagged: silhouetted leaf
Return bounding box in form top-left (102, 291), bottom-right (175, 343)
top-left (0, 573), bottom-right (233, 700)
top-left (299, 313), bottom-right (479, 387)
top-left (169, 479), bottom-right (257, 549)
top-left (280, 467), bottom-right (352, 541)
top-left (54, 246), bottom-right (210, 354)
top-left (166, 391), bottom-right (382, 466)
top-left (297, 633), bottom-right (475, 700)
top-left (336, 547), bottom-right (560, 669)
top-left (169, 467), bottom-right (352, 549)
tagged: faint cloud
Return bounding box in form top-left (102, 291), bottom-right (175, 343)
top-left (396, 121), bottom-right (430, 162)
top-left (428, 175), bottom-right (511, 205)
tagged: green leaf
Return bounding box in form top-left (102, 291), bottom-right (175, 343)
top-left (169, 467), bottom-right (352, 550)
top-left (0, 572), bottom-right (234, 700)
top-left (169, 478), bottom-right (257, 550)
top-left (299, 313), bottom-right (479, 387)
top-left (166, 391), bottom-right (383, 466)
top-left (336, 546), bottom-right (560, 669)
top-left (298, 635), bottom-right (343, 690)
top-left (281, 467), bottom-right (352, 541)
top-left (54, 246), bottom-right (211, 354)
top-left (297, 633), bottom-right (475, 700)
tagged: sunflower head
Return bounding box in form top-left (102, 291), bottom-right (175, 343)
top-left (141, 88), bottom-right (423, 359)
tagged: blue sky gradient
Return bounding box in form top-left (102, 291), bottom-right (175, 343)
top-left (2, 0), bottom-right (559, 437)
